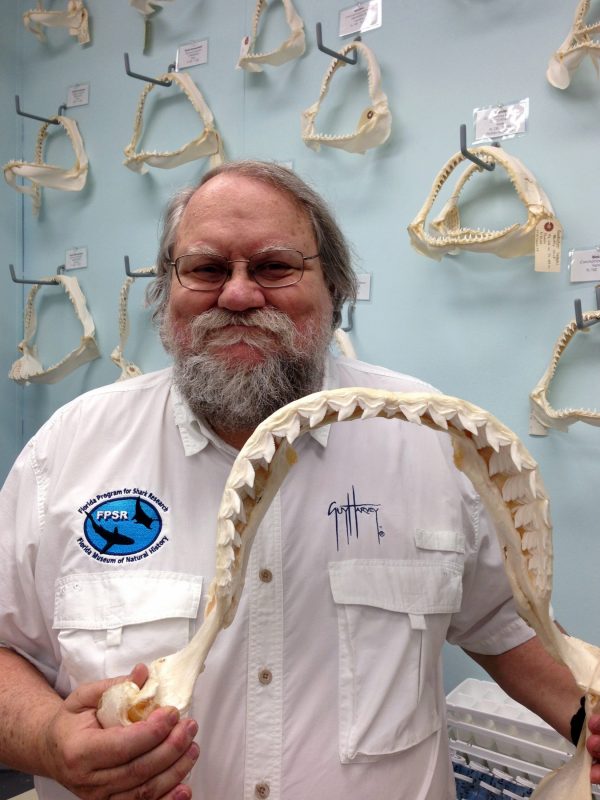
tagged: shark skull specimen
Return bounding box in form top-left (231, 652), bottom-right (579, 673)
top-left (96, 388), bottom-right (599, 797)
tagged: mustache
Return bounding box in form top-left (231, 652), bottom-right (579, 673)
top-left (185, 307), bottom-right (298, 351)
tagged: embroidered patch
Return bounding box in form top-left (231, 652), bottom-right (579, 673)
top-left (76, 488), bottom-right (168, 563)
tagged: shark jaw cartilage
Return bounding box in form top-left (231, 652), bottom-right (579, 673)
top-left (547, 0), bottom-right (600, 89)
top-left (407, 146), bottom-right (555, 261)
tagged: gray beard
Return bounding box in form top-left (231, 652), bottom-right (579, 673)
top-left (163, 307), bottom-right (332, 435)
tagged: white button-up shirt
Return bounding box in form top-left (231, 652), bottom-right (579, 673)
top-left (0, 357), bottom-right (533, 800)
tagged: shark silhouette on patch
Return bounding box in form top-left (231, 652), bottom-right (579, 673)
top-left (133, 496), bottom-right (157, 529)
top-left (86, 513), bottom-right (135, 554)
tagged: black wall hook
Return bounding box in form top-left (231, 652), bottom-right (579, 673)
top-left (124, 256), bottom-right (155, 277)
top-left (15, 95), bottom-right (65, 125)
top-left (574, 284), bottom-right (600, 330)
top-left (315, 22), bottom-right (361, 64)
top-left (341, 302), bottom-right (355, 332)
top-left (460, 124), bottom-right (495, 171)
top-left (9, 263), bottom-right (64, 285)
top-left (124, 52), bottom-right (175, 86)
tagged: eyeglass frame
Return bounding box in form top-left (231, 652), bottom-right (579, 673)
top-left (167, 247), bottom-right (321, 292)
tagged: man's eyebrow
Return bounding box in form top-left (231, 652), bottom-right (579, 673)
top-left (177, 246), bottom-right (224, 257)
top-left (251, 244), bottom-right (301, 254)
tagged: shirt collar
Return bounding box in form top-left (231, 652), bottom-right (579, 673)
top-left (171, 354), bottom-right (338, 456)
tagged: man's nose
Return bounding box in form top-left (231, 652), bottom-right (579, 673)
top-left (217, 265), bottom-right (267, 311)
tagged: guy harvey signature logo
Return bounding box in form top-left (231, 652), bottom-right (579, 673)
top-left (327, 485), bottom-right (385, 551)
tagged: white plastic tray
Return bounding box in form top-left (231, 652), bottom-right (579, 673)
top-left (446, 678), bottom-right (573, 753)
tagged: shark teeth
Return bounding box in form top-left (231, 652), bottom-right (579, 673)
top-left (408, 147), bottom-right (555, 260)
top-left (98, 382), bottom-right (600, 784)
top-left (529, 313), bottom-right (600, 433)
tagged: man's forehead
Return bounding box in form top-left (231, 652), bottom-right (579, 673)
top-left (177, 176), bottom-right (315, 244)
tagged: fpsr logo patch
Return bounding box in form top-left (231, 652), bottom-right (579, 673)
top-left (77, 488), bottom-right (168, 563)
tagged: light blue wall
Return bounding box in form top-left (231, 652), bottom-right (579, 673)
top-left (2, 1), bottom-right (599, 691)
top-left (1, 3), bottom-right (22, 479)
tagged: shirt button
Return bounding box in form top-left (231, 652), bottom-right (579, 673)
top-left (259, 568), bottom-right (272, 583)
top-left (258, 668), bottom-right (272, 685)
top-left (255, 783), bottom-right (270, 799)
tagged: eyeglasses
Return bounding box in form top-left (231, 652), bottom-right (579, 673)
top-left (169, 248), bottom-right (320, 292)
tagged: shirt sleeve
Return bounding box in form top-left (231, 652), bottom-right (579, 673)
top-left (446, 491), bottom-right (535, 655)
top-left (0, 441), bottom-right (60, 687)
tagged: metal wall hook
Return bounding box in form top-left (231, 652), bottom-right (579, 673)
top-left (15, 95), bottom-right (63, 125)
top-left (315, 22), bottom-right (361, 64)
top-left (459, 123), bottom-right (498, 172)
top-left (124, 52), bottom-right (175, 86)
top-left (124, 255), bottom-right (155, 277)
top-left (574, 284), bottom-right (600, 329)
top-left (9, 263), bottom-right (63, 285)
top-left (341, 302), bottom-right (355, 332)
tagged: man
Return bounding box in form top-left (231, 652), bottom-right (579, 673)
top-left (0, 160), bottom-right (598, 800)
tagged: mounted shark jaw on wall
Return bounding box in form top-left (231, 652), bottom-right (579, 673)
top-left (123, 71), bottom-right (224, 174)
top-left (130, 0), bottom-right (174, 16)
top-left (301, 41), bottom-right (392, 154)
top-left (111, 266), bottom-right (157, 382)
top-left (547, 0), bottom-right (600, 89)
top-left (529, 311), bottom-right (600, 436)
top-left (23, 0), bottom-right (90, 45)
top-left (97, 387), bottom-right (599, 796)
top-left (3, 116), bottom-right (89, 217)
top-left (236, 0), bottom-right (306, 72)
top-left (9, 275), bottom-right (100, 385)
top-left (408, 146), bottom-right (556, 261)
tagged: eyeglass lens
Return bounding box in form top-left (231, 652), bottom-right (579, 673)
top-left (175, 248), bottom-right (306, 291)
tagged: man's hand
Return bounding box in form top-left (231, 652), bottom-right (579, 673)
top-left (41, 665), bottom-right (200, 800)
top-left (587, 712), bottom-right (600, 785)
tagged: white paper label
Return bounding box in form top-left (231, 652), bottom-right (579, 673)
top-left (569, 247), bottom-right (600, 282)
top-left (65, 246), bottom-right (88, 271)
top-left (339, 0), bottom-right (382, 37)
top-left (534, 219), bottom-right (562, 273)
top-left (473, 98), bottom-right (529, 143)
top-left (238, 34), bottom-right (251, 59)
top-left (67, 83), bottom-right (89, 108)
top-left (176, 39), bottom-right (208, 69)
top-left (356, 273), bottom-right (371, 300)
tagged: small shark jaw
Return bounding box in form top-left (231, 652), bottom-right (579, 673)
top-left (301, 41), bottom-right (392, 155)
top-left (407, 146), bottom-right (555, 261)
top-left (530, 311), bottom-right (600, 436)
top-left (236, 0), bottom-right (306, 73)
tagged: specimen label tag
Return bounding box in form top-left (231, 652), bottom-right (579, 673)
top-left (569, 247), bottom-right (600, 282)
top-left (356, 273), bottom-right (371, 300)
top-left (473, 98), bottom-right (529, 144)
top-left (534, 219), bottom-right (562, 273)
top-left (176, 39), bottom-right (208, 69)
top-left (67, 83), bottom-right (89, 108)
top-left (339, 1), bottom-right (382, 37)
top-left (238, 35), bottom-right (251, 63)
top-left (65, 246), bottom-right (88, 271)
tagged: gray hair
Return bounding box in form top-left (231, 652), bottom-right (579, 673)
top-left (146, 160), bottom-right (357, 329)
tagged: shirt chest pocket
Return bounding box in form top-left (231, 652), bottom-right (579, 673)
top-left (53, 570), bottom-right (202, 690)
top-left (328, 558), bottom-right (463, 763)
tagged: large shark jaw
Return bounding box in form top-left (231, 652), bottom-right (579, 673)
top-left (407, 146), bottom-right (555, 261)
top-left (97, 387), bottom-right (599, 798)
